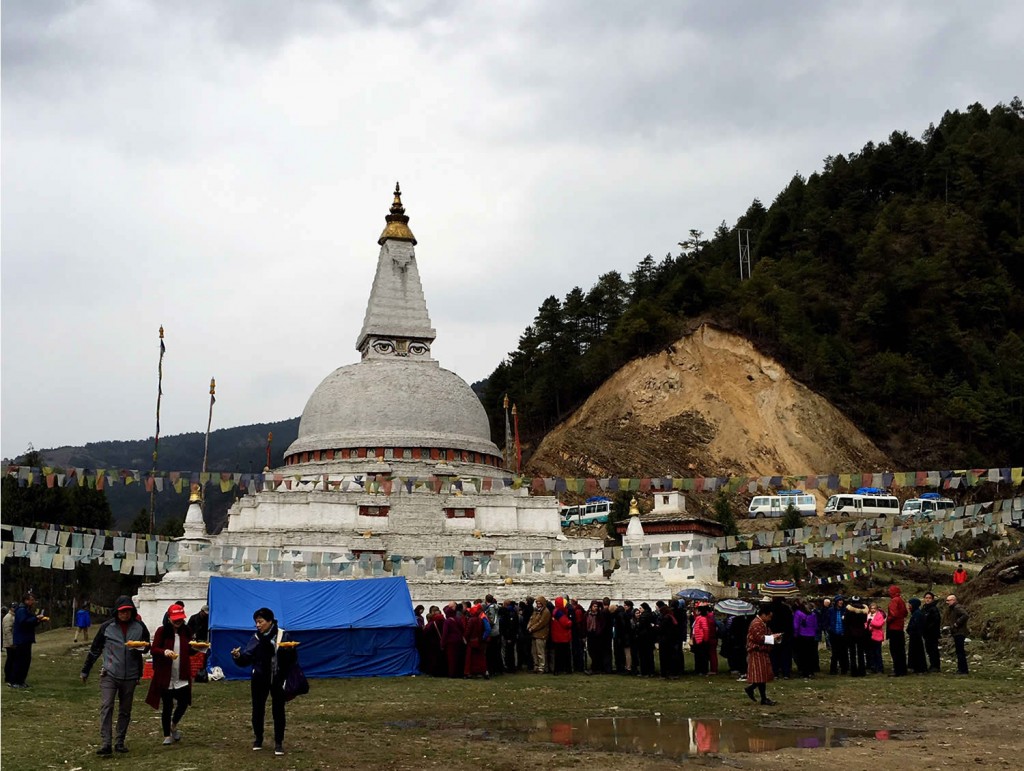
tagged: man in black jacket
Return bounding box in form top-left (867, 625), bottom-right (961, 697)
top-left (921, 592), bottom-right (942, 672)
top-left (944, 595), bottom-right (969, 674)
top-left (656, 601), bottom-right (680, 678)
top-left (499, 600), bottom-right (519, 673)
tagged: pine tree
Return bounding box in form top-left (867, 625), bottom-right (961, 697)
top-left (778, 503), bottom-right (803, 531)
top-left (712, 492), bottom-right (739, 536)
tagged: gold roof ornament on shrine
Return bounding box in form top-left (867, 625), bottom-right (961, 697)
top-left (378, 182), bottom-right (417, 245)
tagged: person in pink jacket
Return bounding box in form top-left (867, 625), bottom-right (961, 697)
top-left (866, 603), bottom-right (886, 674)
top-left (691, 605), bottom-right (712, 675)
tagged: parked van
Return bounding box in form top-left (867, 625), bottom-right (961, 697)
top-left (824, 487), bottom-right (900, 518)
top-left (901, 493), bottom-right (955, 520)
top-left (560, 496), bottom-right (613, 527)
top-left (747, 491), bottom-right (817, 518)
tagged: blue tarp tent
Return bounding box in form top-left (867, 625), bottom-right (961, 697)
top-left (207, 576), bottom-right (419, 680)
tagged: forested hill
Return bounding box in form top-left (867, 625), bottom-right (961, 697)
top-left (480, 100), bottom-right (1024, 469)
top-left (41, 417), bottom-right (300, 473)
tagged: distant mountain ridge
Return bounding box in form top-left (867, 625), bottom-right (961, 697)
top-left (27, 418), bottom-right (299, 532)
top-left (39, 417), bottom-right (300, 473)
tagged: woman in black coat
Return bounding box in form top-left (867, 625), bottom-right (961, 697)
top-left (231, 608), bottom-right (297, 756)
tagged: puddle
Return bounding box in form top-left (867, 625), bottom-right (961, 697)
top-left (492, 716), bottom-right (895, 757)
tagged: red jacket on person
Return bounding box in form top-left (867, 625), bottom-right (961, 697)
top-left (550, 598), bottom-right (573, 644)
top-left (886, 585), bottom-right (908, 631)
top-left (692, 614), bottom-right (711, 644)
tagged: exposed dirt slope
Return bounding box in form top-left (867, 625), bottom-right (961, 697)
top-left (529, 324), bottom-right (891, 478)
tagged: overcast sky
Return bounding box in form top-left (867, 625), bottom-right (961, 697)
top-left (2, 1), bottom-right (1021, 460)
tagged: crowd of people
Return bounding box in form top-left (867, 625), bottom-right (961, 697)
top-left (412, 584), bottom-right (973, 706)
top-left (414, 595), bottom-right (700, 681)
top-left (1, 571), bottom-right (973, 755)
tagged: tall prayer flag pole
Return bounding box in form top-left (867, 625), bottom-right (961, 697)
top-left (149, 325), bottom-right (166, 534)
top-left (202, 378), bottom-right (216, 474)
top-left (503, 394), bottom-right (513, 471)
top-left (512, 403), bottom-right (521, 474)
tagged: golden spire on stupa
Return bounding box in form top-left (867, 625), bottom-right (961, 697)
top-left (378, 182), bottom-right (417, 245)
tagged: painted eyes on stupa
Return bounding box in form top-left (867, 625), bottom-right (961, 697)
top-left (371, 339), bottom-right (429, 357)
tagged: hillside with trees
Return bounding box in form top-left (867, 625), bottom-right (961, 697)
top-left (9, 418), bottom-right (299, 532)
top-left (480, 100), bottom-right (1024, 469)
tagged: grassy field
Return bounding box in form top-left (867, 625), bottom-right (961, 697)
top-left (3, 610), bottom-right (1023, 771)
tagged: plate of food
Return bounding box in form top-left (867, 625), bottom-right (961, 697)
top-left (125, 640), bottom-right (148, 648)
top-left (190, 642), bottom-right (211, 649)
top-left (277, 641), bottom-right (300, 648)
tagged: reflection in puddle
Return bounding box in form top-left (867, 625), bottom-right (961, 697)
top-left (500, 717), bottom-right (892, 757)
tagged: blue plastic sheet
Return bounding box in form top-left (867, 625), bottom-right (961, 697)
top-left (207, 576), bottom-right (419, 679)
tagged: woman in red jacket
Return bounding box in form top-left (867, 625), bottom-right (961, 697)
top-left (145, 603), bottom-right (194, 745)
top-left (691, 605), bottom-right (711, 675)
top-left (550, 597), bottom-right (573, 674)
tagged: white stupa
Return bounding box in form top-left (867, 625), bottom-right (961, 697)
top-left (135, 186), bottom-right (720, 620)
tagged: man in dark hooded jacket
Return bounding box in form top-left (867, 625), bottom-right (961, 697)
top-left (921, 592), bottom-right (942, 672)
top-left (81, 596), bottom-right (151, 755)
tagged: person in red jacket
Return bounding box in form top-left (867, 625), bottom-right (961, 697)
top-left (145, 603), bottom-right (194, 745)
top-left (952, 565), bottom-right (968, 585)
top-left (550, 597), bottom-right (573, 674)
top-left (886, 585), bottom-right (909, 677)
top-left (691, 605), bottom-right (712, 675)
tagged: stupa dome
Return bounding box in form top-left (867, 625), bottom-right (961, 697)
top-left (284, 358), bottom-right (500, 461)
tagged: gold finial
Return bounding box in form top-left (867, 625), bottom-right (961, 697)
top-left (159, 325), bottom-right (164, 339)
top-left (209, 377), bottom-right (216, 395)
top-left (189, 483), bottom-right (202, 503)
top-left (503, 394), bottom-right (509, 409)
top-left (390, 182), bottom-right (405, 215)
top-left (511, 404), bottom-right (518, 416)
top-left (378, 182), bottom-right (417, 245)
top-left (629, 497), bottom-right (640, 516)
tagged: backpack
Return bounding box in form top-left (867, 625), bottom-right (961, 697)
top-left (481, 616), bottom-right (491, 641)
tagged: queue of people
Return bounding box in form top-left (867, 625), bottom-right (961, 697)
top-left (416, 595), bottom-right (695, 680)
top-left (414, 585), bottom-right (973, 701)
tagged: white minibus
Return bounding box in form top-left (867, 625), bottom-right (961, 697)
top-left (901, 493), bottom-right (955, 520)
top-left (748, 491), bottom-right (817, 518)
top-left (824, 488), bottom-right (900, 518)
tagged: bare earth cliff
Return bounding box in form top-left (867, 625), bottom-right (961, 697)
top-left (528, 324), bottom-right (891, 479)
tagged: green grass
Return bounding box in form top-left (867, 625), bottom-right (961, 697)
top-left (3, 625), bottom-right (1023, 770)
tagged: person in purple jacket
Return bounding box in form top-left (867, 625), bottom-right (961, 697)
top-left (793, 600), bottom-right (819, 678)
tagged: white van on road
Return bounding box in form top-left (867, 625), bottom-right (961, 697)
top-left (901, 493), bottom-right (955, 520)
top-left (748, 491), bottom-right (817, 518)
top-left (824, 488), bottom-right (900, 518)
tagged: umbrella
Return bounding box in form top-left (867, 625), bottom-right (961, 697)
top-left (676, 588), bottom-right (715, 602)
top-left (760, 579), bottom-right (800, 597)
top-left (714, 598), bottom-right (756, 616)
